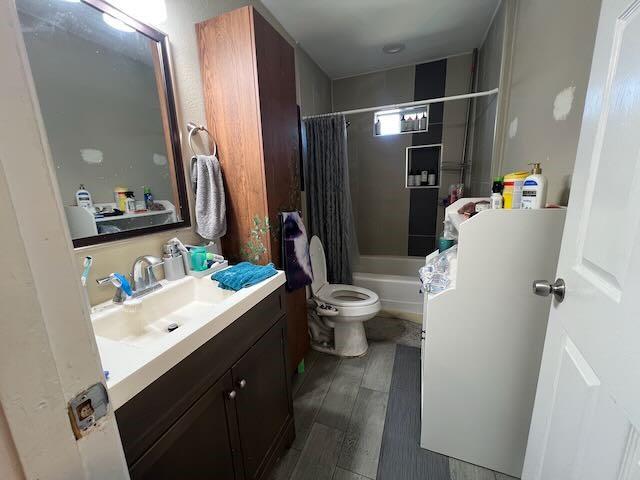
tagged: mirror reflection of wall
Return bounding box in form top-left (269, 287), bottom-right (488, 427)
top-left (16, 0), bottom-right (187, 244)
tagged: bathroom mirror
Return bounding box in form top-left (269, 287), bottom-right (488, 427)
top-left (16, 0), bottom-right (189, 247)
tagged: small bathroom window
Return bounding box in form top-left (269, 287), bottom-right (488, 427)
top-left (374, 106), bottom-right (429, 137)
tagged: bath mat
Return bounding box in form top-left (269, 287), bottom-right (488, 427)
top-left (377, 345), bottom-right (450, 480)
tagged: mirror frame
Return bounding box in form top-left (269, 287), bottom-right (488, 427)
top-left (62, 0), bottom-right (191, 248)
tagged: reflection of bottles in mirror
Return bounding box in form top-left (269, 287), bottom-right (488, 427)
top-left (144, 186), bottom-right (154, 210)
top-left (114, 187), bottom-right (127, 211)
top-left (75, 184), bottom-right (93, 208)
top-left (125, 191), bottom-right (136, 213)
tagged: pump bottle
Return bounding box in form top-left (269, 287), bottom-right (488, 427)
top-left (521, 163), bottom-right (547, 209)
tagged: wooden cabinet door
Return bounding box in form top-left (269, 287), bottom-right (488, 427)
top-left (130, 372), bottom-right (241, 480)
top-left (231, 317), bottom-right (292, 480)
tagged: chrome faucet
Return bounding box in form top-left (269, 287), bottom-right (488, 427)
top-left (130, 255), bottom-right (164, 297)
top-left (96, 273), bottom-right (128, 304)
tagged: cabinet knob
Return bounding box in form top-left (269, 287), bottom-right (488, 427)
top-left (238, 379), bottom-right (247, 389)
top-left (228, 390), bottom-right (237, 400)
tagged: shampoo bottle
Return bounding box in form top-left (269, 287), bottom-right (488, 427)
top-left (521, 163), bottom-right (548, 209)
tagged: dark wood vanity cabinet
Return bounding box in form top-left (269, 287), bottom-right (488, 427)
top-left (116, 287), bottom-right (294, 480)
top-left (129, 372), bottom-right (238, 479)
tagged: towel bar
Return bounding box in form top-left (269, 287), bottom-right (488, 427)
top-left (187, 122), bottom-right (217, 157)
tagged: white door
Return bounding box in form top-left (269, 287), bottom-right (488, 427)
top-left (0, 0), bottom-right (129, 478)
top-left (523, 0), bottom-right (640, 478)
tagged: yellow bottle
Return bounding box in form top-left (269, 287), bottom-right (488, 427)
top-left (502, 171), bottom-right (529, 209)
top-left (113, 187), bottom-right (128, 211)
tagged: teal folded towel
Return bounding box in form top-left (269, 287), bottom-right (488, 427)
top-left (212, 262), bottom-right (278, 291)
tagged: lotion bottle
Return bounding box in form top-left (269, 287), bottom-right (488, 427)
top-left (521, 163), bottom-right (547, 209)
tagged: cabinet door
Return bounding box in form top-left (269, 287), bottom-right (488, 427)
top-left (231, 317), bottom-right (292, 479)
top-left (130, 372), bottom-right (240, 480)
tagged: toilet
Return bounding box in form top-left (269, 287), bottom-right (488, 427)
top-left (308, 236), bottom-right (381, 357)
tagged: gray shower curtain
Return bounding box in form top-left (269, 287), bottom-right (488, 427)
top-left (304, 114), bottom-right (354, 284)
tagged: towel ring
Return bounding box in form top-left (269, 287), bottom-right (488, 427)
top-left (187, 122), bottom-right (217, 157)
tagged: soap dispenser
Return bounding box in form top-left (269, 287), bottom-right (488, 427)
top-left (521, 163), bottom-right (547, 209)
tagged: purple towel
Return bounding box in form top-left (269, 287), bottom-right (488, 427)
top-left (281, 212), bottom-right (313, 291)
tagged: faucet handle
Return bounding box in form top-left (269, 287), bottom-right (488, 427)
top-left (96, 273), bottom-right (128, 304)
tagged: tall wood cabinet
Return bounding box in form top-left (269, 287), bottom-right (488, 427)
top-left (196, 6), bottom-right (308, 371)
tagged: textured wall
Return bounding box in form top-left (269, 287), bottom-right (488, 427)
top-left (501, 0), bottom-right (601, 204)
top-left (438, 53), bottom-right (473, 236)
top-left (332, 66), bottom-right (415, 256)
top-left (65, 0), bottom-right (330, 305)
top-left (0, 405), bottom-right (23, 480)
top-left (470, 2), bottom-right (506, 197)
top-left (296, 47), bottom-right (332, 117)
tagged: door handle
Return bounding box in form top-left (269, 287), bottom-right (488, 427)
top-left (237, 379), bottom-right (247, 389)
top-left (532, 278), bottom-right (565, 302)
top-left (228, 390), bottom-right (237, 400)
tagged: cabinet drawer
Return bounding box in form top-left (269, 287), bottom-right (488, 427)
top-left (117, 287), bottom-right (285, 465)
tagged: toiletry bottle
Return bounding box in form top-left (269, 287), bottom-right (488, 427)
top-left (114, 187), bottom-right (127, 211)
top-left (374, 118), bottom-right (381, 136)
top-left (162, 242), bottom-right (185, 281)
top-left (502, 171), bottom-right (528, 209)
top-left (419, 112), bottom-right (427, 131)
top-left (75, 184), bottom-right (93, 208)
top-left (490, 177), bottom-right (504, 209)
top-left (125, 191), bottom-right (136, 213)
top-left (143, 186), bottom-right (154, 210)
top-left (400, 114), bottom-right (407, 132)
top-left (521, 163), bottom-right (548, 209)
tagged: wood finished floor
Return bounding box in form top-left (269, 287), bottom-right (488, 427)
top-left (269, 316), bottom-right (519, 480)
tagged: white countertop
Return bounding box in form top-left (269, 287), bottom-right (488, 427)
top-left (92, 272), bottom-right (286, 409)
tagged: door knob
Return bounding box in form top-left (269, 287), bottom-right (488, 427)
top-left (228, 390), bottom-right (237, 400)
top-left (238, 379), bottom-right (247, 389)
top-left (532, 278), bottom-right (565, 302)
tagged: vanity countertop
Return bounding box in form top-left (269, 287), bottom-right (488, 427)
top-left (92, 272), bottom-right (286, 409)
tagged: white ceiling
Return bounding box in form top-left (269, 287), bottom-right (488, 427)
top-left (261, 0), bottom-right (501, 79)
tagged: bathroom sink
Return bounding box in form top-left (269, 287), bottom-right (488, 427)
top-left (92, 276), bottom-right (235, 347)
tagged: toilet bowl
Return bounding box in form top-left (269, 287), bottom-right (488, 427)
top-left (308, 236), bottom-right (381, 357)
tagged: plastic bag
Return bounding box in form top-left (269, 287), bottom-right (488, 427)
top-left (419, 246), bottom-right (458, 294)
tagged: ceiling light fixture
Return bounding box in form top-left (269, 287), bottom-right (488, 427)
top-left (383, 43), bottom-right (406, 54)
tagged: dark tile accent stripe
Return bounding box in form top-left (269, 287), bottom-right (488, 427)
top-left (408, 59), bottom-right (447, 256)
top-left (377, 345), bottom-right (450, 480)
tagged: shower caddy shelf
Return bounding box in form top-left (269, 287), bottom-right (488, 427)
top-left (405, 143), bottom-right (442, 189)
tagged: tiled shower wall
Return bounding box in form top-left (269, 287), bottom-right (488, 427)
top-left (333, 54), bottom-right (473, 256)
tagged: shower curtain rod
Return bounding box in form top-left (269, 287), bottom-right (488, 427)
top-left (302, 88), bottom-right (499, 120)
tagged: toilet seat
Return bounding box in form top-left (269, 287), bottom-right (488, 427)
top-left (309, 236), bottom-right (379, 307)
top-left (315, 284), bottom-right (379, 307)
top-left (308, 235), bottom-right (381, 357)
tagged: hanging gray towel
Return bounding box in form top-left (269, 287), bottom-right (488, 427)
top-left (190, 154), bottom-right (226, 240)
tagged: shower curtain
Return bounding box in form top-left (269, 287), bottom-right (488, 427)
top-left (304, 114), bottom-right (355, 284)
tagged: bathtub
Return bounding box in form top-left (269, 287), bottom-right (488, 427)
top-left (353, 255), bottom-right (425, 323)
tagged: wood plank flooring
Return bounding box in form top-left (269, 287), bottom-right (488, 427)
top-left (269, 316), bottom-right (519, 480)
